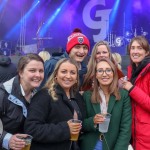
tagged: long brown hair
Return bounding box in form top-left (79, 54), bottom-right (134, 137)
top-left (44, 58), bottom-right (79, 101)
top-left (91, 58), bottom-right (121, 103)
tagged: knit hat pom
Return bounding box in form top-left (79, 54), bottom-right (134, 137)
top-left (72, 28), bottom-right (82, 33)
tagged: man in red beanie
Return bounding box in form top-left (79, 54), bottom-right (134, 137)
top-left (66, 28), bottom-right (90, 68)
top-left (39, 28), bottom-right (90, 88)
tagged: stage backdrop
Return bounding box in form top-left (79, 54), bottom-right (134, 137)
top-left (0, 0), bottom-right (150, 55)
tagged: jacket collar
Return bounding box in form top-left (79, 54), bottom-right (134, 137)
top-left (55, 84), bottom-right (75, 114)
top-left (55, 84), bottom-right (75, 100)
top-left (92, 94), bottom-right (116, 114)
top-left (128, 63), bottom-right (150, 83)
top-left (3, 76), bottom-right (21, 95)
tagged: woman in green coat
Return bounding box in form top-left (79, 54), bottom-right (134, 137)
top-left (80, 58), bottom-right (131, 150)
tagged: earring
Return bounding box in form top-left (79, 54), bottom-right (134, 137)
top-left (54, 77), bottom-right (57, 81)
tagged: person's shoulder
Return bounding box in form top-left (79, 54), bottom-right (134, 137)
top-left (31, 88), bottom-right (49, 103)
top-left (44, 56), bottom-right (58, 64)
top-left (75, 91), bottom-right (84, 100)
top-left (35, 88), bottom-right (49, 97)
top-left (144, 63), bottom-right (150, 71)
top-left (119, 88), bottom-right (128, 94)
top-left (119, 89), bottom-right (130, 100)
top-left (44, 54), bottom-right (66, 66)
top-left (83, 90), bottom-right (92, 98)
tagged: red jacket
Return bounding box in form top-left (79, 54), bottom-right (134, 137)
top-left (127, 63), bottom-right (150, 150)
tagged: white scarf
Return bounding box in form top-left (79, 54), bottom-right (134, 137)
top-left (99, 89), bottom-right (108, 114)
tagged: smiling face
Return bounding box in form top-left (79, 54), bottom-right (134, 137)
top-left (96, 61), bottom-right (114, 89)
top-left (69, 44), bottom-right (88, 62)
top-left (56, 61), bottom-right (78, 93)
top-left (19, 60), bottom-right (44, 91)
top-left (95, 45), bottom-right (110, 62)
top-left (130, 40), bottom-right (149, 66)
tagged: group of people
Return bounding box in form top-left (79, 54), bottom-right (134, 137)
top-left (0, 28), bottom-right (149, 150)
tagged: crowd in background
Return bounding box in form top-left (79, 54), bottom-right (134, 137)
top-left (0, 28), bottom-right (150, 150)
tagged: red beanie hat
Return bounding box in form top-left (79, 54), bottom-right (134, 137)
top-left (66, 28), bottom-right (90, 54)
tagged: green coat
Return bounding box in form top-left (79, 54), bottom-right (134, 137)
top-left (80, 89), bottom-right (131, 150)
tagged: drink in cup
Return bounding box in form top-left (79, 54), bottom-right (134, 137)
top-left (17, 135), bottom-right (33, 150)
top-left (70, 119), bottom-right (82, 141)
top-left (99, 113), bottom-right (111, 133)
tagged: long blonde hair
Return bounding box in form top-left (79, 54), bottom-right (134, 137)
top-left (112, 53), bottom-right (122, 70)
top-left (91, 58), bottom-right (121, 103)
top-left (44, 58), bottom-right (79, 101)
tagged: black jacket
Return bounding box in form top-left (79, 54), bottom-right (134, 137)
top-left (24, 85), bottom-right (86, 150)
top-left (0, 76), bottom-right (29, 148)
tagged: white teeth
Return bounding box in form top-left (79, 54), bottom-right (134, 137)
top-left (77, 55), bottom-right (84, 57)
top-left (102, 78), bottom-right (109, 81)
top-left (133, 56), bottom-right (139, 58)
top-left (33, 79), bottom-right (40, 82)
top-left (63, 80), bottom-right (70, 83)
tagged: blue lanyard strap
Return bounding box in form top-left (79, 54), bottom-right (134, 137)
top-left (8, 94), bottom-right (27, 117)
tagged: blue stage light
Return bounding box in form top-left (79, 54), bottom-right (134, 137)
top-left (39, 0), bottom-right (69, 37)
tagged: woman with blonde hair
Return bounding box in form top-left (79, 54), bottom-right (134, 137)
top-left (82, 41), bottom-right (124, 91)
top-left (25, 58), bottom-right (85, 150)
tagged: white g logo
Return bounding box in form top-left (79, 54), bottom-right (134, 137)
top-left (116, 38), bottom-right (121, 46)
top-left (114, 37), bottom-right (124, 47)
top-left (82, 0), bottom-right (112, 42)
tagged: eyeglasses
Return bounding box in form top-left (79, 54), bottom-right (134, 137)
top-left (97, 69), bottom-right (113, 75)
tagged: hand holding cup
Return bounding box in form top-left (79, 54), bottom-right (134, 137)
top-left (93, 114), bottom-right (105, 124)
top-left (9, 134), bottom-right (29, 150)
top-left (99, 113), bottom-right (111, 133)
top-left (67, 119), bottom-right (82, 141)
top-left (119, 76), bottom-right (133, 91)
top-left (16, 134), bottom-right (33, 150)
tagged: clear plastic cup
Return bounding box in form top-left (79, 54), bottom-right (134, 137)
top-left (99, 113), bottom-right (111, 133)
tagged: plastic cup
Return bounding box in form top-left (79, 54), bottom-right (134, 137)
top-left (118, 76), bottom-right (128, 88)
top-left (70, 119), bottom-right (82, 141)
top-left (17, 135), bottom-right (33, 150)
top-left (99, 113), bottom-right (111, 133)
